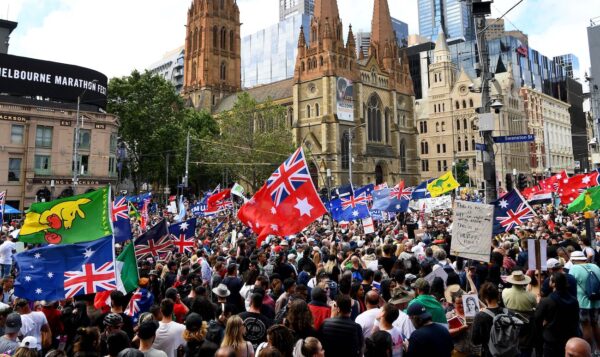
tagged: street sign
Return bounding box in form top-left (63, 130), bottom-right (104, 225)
top-left (493, 134), bottom-right (535, 143)
top-left (475, 143), bottom-right (487, 151)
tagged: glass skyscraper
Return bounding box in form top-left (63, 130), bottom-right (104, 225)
top-left (418, 0), bottom-right (473, 41)
top-left (355, 17), bottom-right (409, 58)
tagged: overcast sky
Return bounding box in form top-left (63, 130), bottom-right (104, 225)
top-left (4, 0), bottom-right (600, 82)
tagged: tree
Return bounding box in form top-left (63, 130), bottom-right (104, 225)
top-left (454, 159), bottom-right (470, 187)
top-left (215, 92), bottom-right (293, 192)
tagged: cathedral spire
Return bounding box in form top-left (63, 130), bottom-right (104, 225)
top-left (433, 28), bottom-right (451, 63)
top-left (313, 0), bottom-right (340, 23)
top-left (298, 26), bottom-right (307, 48)
top-left (347, 24), bottom-right (356, 52)
top-left (370, 0), bottom-right (396, 54)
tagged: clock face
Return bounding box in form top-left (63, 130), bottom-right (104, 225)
top-left (459, 85), bottom-right (469, 95)
top-left (307, 83), bottom-right (317, 96)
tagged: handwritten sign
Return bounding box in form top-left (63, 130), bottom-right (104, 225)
top-left (451, 200), bottom-right (494, 263)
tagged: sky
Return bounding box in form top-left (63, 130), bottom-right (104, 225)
top-left (3, 0), bottom-right (600, 81)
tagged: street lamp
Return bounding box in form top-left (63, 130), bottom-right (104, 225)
top-left (347, 122), bottom-right (366, 186)
top-left (73, 79), bottom-right (98, 195)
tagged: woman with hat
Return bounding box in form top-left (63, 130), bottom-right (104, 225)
top-left (182, 312), bottom-right (218, 357)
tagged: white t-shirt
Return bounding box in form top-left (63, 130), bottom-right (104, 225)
top-left (392, 311), bottom-right (415, 340)
top-left (355, 308), bottom-right (381, 338)
top-left (381, 326), bottom-right (404, 357)
top-left (152, 321), bottom-right (186, 357)
top-left (0, 241), bottom-right (16, 265)
top-left (19, 311), bottom-right (48, 351)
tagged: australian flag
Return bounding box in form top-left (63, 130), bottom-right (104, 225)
top-left (14, 237), bottom-right (116, 302)
top-left (331, 184), bottom-right (354, 200)
top-left (412, 179), bottom-right (434, 200)
top-left (112, 196), bottom-right (132, 243)
top-left (492, 189), bottom-right (536, 235)
top-left (125, 288), bottom-right (154, 323)
top-left (372, 185), bottom-right (410, 213)
top-left (169, 218), bottom-right (197, 255)
top-left (134, 219), bottom-right (173, 260)
top-left (329, 186), bottom-right (371, 221)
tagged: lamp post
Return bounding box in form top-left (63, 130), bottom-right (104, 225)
top-left (348, 123), bottom-right (366, 187)
top-left (72, 80), bottom-right (98, 195)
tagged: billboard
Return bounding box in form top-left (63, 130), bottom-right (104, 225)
top-left (336, 77), bottom-right (354, 121)
top-left (0, 53), bottom-right (108, 109)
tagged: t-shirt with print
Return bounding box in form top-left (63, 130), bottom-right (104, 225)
top-left (0, 336), bottom-right (19, 355)
top-left (238, 311), bottom-right (273, 349)
top-left (19, 311), bottom-right (48, 351)
top-left (382, 326), bottom-right (404, 357)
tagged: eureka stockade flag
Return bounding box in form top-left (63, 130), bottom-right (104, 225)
top-left (19, 186), bottom-right (112, 244)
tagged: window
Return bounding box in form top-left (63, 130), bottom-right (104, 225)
top-left (193, 27), bottom-right (198, 51)
top-left (384, 109), bottom-right (390, 143)
top-left (437, 160), bottom-right (442, 172)
top-left (400, 140), bottom-right (406, 172)
top-left (472, 158), bottom-right (476, 168)
top-left (220, 27), bottom-right (227, 49)
top-left (109, 157), bottom-right (117, 177)
top-left (73, 155), bottom-right (89, 175)
top-left (443, 160), bottom-right (447, 171)
top-left (424, 122), bottom-right (428, 133)
top-left (220, 62), bottom-right (227, 81)
top-left (436, 122), bottom-right (440, 132)
top-left (437, 144), bottom-right (441, 154)
top-left (367, 95), bottom-right (382, 142)
top-left (442, 144), bottom-right (446, 153)
top-left (458, 140), bottom-right (462, 151)
top-left (301, 61), bottom-right (305, 71)
top-left (455, 101), bottom-right (460, 110)
top-left (469, 99), bottom-right (474, 108)
top-left (441, 122), bottom-right (445, 131)
top-left (341, 134), bottom-right (349, 170)
top-left (306, 105), bottom-right (311, 118)
top-left (8, 158), bottom-right (21, 181)
top-left (110, 134), bottom-right (118, 154)
top-left (76, 129), bottom-right (91, 150)
top-left (315, 103), bottom-right (320, 117)
top-left (35, 126), bottom-right (53, 148)
top-left (421, 160), bottom-right (429, 172)
top-left (34, 155), bottom-right (51, 175)
top-left (462, 100), bottom-right (467, 109)
top-left (230, 31), bottom-right (234, 52)
top-left (212, 26), bottom-right (218, 47)
top-left (463, 119), bottom-right (467, 130)
top-left (456, 119), bottom-right (460, 130)
top-left (472, 137), bottom-right (476, 150)
top-left (199, 27), bottom-right (203, 49)
top-left (464, 140), bottom-right (469, 151)
top-left (11, 125), bottom-right (24, 144)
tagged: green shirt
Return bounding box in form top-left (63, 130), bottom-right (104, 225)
top-left (408, 294), bottom-right (448, 324)
top-left (569, 263), bottom-right (600, 310)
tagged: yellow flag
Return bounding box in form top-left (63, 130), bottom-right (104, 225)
top-left (427, 171), bottom-right (459, 198)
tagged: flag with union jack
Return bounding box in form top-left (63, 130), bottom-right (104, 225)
top-left (112, 196), bottom-right (132, 243)
top-left (266, 147), bottom-right (312, 206)
top-left (492, 189), bottom-right (536, 235)
top-left (0, 191), bottom-right (5, 226)
top-left (134, 219), bottom-right (173, 260)
top-left (169, 218), bottom-right (197, 255)
top-left (372, 182), bottom-right (411, 213)
top-left (329, 185), bottom-right (371, 221)
top-left (13, 236), bottom-right (116, 302)
top-left (390, 182), bottom-right (414, 201)
top-left (125, 288), bottom-right (154, 323)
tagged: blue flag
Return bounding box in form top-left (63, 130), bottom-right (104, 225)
top-left (331, 184), bottom-right (353, 200)
top-left (175, 196), bottom-right (187, 223)
top-left (492, 190), bottom-right (535, 235)
top-left (112, 196), bottom-right (132, 243)
top-left (126, 193), bottom-right (152, 210)
top-left (330, 186), bottom-right (371, 221)
top-left (125, 288), bottom-right (154, 324)
top-left (372, 187), bottom-right (409, 213)
top-left (14, 237), bottom-right (116, 302)
top-left (412, 179), bottom-right (434, 200)
top-left (169, 218), bottom-right (197, 255)
top-left (134, 219), bottom-right (173, 260)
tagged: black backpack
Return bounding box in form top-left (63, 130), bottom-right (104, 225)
top-left (205, 320), bottom-right (225, 346)
top-left (581, 265), bottom-right (600, 301)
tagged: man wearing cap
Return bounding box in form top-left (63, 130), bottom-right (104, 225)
top-left (0, 312), bottom-right (21, 354)
top-left (541, 258), bottom-right (577, 298)
top-left (407, 278), bottom-right (447, 326)
top-left (569, 250), bottom-right (600, 349)
top-left (405, 302), bottom-right (453, 357)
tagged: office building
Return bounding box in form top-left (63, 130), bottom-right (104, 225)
top-left (355, 17), bottom-right (409, 58)
top-left (554, 53), bottom-right (580, 79)
top-left (588, 17), bottom-right (600, 160)
top-left (485, 18), bottom-right (505, 40)
top-left (418, 0), bottom-right (473, 41)
top-left (280, 0), bottom-right (313, 20)
top-left (147, 46), bottom-right (185, 93)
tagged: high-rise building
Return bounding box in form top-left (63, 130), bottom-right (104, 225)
top-left (147, 46), bottom-right (185, 93)
top-left (554, 53), bottom-right (580, 79)
top-left (279, 0), bottom-right (314, 21)
top-left (355, 17), bottom-right (409, 58)
top-left (485, 18), bottom-right (505, 41)
top-left (418, 0), bottom-right (473, 41)
top-left (588, 17), bottom-right (600, 153)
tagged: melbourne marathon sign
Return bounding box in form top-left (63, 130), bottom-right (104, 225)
top-left (0, 53), bottom-right (108, 109)
top-left (493, 134), bottom-right (535, 143)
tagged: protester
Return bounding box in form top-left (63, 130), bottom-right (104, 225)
top-left (318, 295), bottom-right (363, 357)
top-left (137, 320), bottom-right (167, 357)
top-left (152, 299), bottom-right (186, 357)
top-left (220, 316), bottom-right (254, 357)
top-left (404, 302), bottom-right (453, 357)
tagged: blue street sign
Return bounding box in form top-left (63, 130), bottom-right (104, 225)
top-left (475, 143), bottom-right (487, 151)
top-left (493, 134), bottom-right (535, 143)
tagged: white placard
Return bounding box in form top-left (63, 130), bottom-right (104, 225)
top-left (450, 200), bottom-right (494, 263)
top-left (362, 217), bottom-right (375, 234)
top-left (409, 196), bottom-right (453, 213)
top-left (527, 239), bottom-right (548, 271)
top-left (462, 294), bottom-right (480, 317)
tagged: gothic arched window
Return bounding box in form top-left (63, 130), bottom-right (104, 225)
top-left (367, 94), bottom-right (383, 142)
top-left (400, 139), bottom-right (407, 172)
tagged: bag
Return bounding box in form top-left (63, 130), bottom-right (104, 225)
top-left (205, 320), bottom-right (225, 346)
top-left (483, 308), bottom-right (523, 357)
top-left (582, 265), bottom-right (600, 301)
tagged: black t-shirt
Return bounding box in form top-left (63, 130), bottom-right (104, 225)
top-left (238, 311), bottom-right (273, 349)
top-left (378, 256), bottom-right (396, 275)
top-left (406, 323), bottom-right (453, 357)
top-left (95, 312), bottom-right (134, 339)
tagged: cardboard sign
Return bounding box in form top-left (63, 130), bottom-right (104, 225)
top-left (362, 217), bottom-right (375, 234)
top-left (450, 200), bottom-right (494, 263)
top-left (528, 239), bottom-right (548, 271)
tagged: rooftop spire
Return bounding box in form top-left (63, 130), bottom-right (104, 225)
top-left (370, 0), bottom-right (396, 51)
top-left (298, 26), bottom-right (307, 48)
top-left (313, 0), bottom-right (340, 22)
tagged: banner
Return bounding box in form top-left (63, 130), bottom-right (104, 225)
top-left (409, 196), bottom-right (452, 213)
top-left (336, 77), bottom-right (354, 121)
top-left (450, 200), bottom-right (494, 263)
top-left (362, 217), bottom-right (375, 234)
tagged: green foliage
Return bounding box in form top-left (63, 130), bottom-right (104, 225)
top-left (215, 92), bottom-right (293, 191)
top-left (455, 159), bottom-right (471, 187)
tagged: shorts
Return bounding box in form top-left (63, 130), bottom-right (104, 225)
top-left (579, 308), bottom-right (599, 323)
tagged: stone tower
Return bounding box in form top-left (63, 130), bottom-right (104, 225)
top-left (182, 0), bottom-right (241, 110)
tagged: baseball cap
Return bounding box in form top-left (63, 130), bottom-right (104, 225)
top-left (137, 320), bottom-right (159, 340)
top-left (4, 313), bottom-right (21, 334)
top-left (20, 336), bottom-right (37, 348)
top-left (407, 302), bottom-right (431, 319)
top-left (185, 312), bottom-right (203, 332)
top-left (547, 258), bottom-right (563, 270)
top-left (413, 278), bottom-right (430, 291)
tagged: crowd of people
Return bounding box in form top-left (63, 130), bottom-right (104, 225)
top-left (0, 199), bottom-right (600, 357)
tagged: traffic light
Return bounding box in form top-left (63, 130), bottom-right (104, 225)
top-left (505, 174), bottom-right (513, 192)
top-left (518, 174), bottom-right (527, 190)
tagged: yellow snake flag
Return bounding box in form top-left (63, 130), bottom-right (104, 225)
top-left (427, 171), bottom-right (460, 197)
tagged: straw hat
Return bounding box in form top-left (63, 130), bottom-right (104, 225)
top-left (444, 284), bottom-right (465, 303)
top-left (506, 270), bottom-right (531, 285)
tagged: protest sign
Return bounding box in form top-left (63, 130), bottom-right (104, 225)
top-left (450, 200), bottom-right (494, 262)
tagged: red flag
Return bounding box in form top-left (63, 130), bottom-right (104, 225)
top-left (547, 219), bottom-right (556, 232)
top-left (207, 189), bottom-right (231, 211)
top-left (238, 147), bottom-right (327, 247)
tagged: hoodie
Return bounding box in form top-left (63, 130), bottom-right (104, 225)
top-left (535, 291), bottom-right (581, 345)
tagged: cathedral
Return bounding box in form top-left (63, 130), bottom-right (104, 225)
top-left (181, 0), bottom-right (419, 189)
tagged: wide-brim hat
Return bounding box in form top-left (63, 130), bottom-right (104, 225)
top-left (506, 270), bottom-right (531, 285)
top-left (444, 284), bottom-right (465, 303)
top-left (212, 283), bottom-right (230, 298)
top-left (389, 287), bottom-right (414, 305)
top-left (570, 251), bottom-right (587, 261)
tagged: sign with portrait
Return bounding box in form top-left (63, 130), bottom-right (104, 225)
top-left (462, 294), bottom-right (480, 317)
top-left (336, 77), bottom-right (354, 121)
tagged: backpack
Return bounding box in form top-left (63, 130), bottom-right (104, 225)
top-left (581, 265), bottom-right (600, 301)
top-left (274, 299), bottom-right (290, 325)
top-left (483, 308), bottom-right (524, 357)
top-left (205, 320), bottom-right (225, 346)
